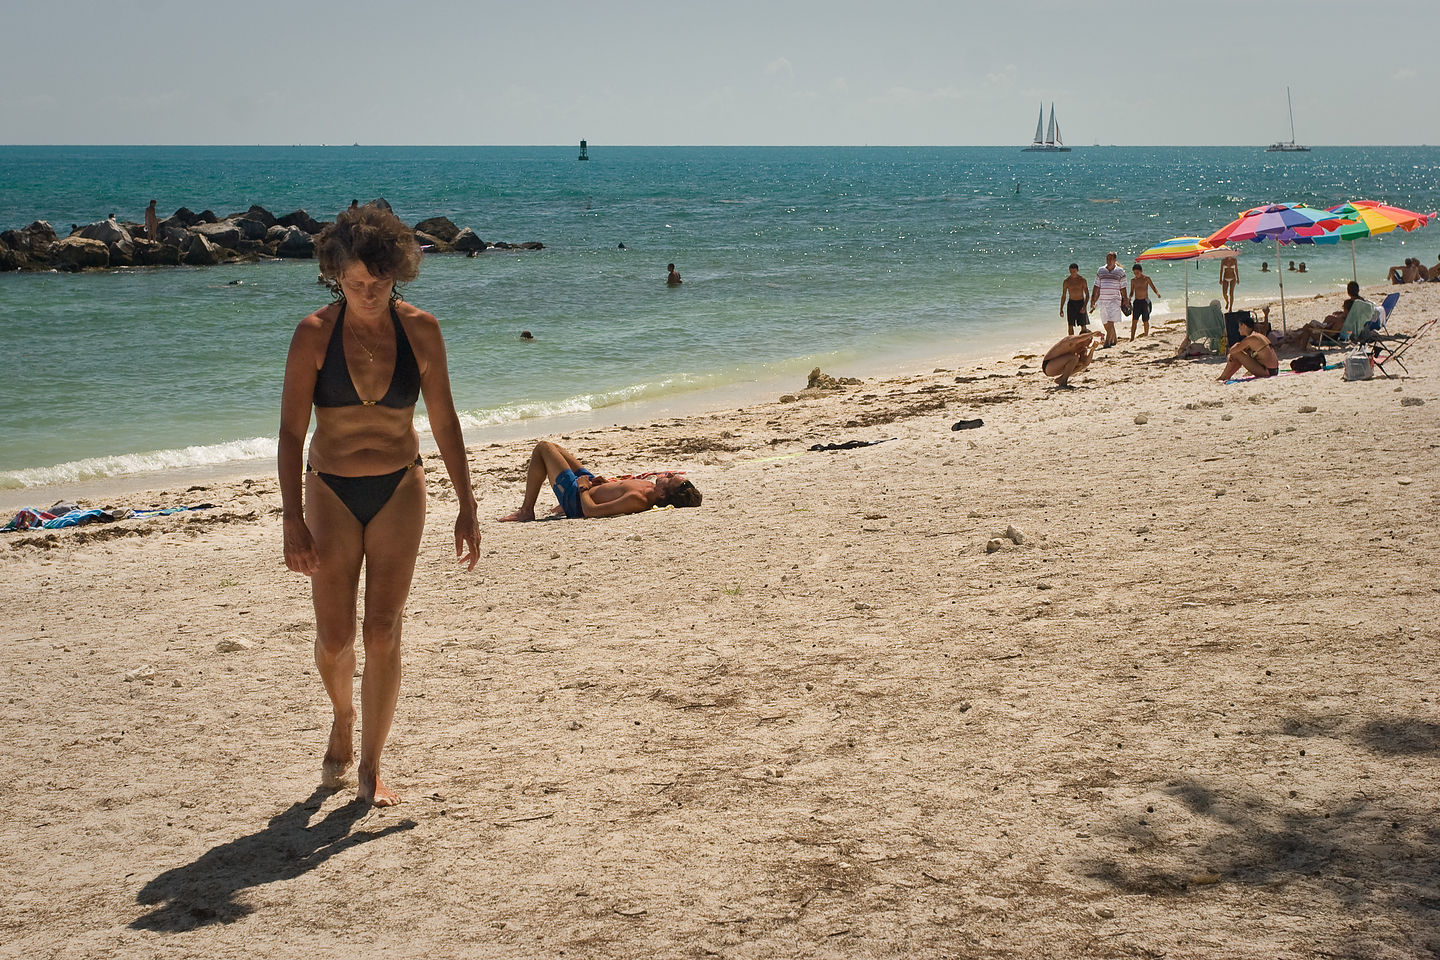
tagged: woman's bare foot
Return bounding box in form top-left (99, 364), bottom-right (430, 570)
top-left (321, 712), bottom-right (355, 787)
top-left (358, 764), bottom-right (400, 806)
top-left (497, 506), bottom-right (535, 522)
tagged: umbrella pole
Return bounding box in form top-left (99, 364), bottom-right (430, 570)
top-left (1351, 240), bottom-right (1357, 284)
top-left (1184, 262), bottom-right (1189, 312)
top-left (1275, 237), bottom-right (1287, 334)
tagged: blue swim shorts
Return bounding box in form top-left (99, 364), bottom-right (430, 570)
top-left (552, 468), bottom-right (595, 519)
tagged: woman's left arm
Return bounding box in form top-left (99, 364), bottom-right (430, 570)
top-left (405, 304), bottom-right (480, 571)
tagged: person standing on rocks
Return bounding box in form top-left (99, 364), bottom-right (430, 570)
top-left (278, 203), bottom-right (480, 807)
top-left (144, 200), bottom-right (159, 241)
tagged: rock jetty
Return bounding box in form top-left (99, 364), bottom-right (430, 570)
top-left (0, 198), bottom-right (543, 272)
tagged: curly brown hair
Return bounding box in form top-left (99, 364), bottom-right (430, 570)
top-left (316, 204), bottom-right (421, 299)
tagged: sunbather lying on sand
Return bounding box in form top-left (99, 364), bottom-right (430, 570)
top-left (497, 440), bottom-right (702, 521)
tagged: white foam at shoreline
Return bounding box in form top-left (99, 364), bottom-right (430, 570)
top-left (0, 436), bottom-right (278, 490)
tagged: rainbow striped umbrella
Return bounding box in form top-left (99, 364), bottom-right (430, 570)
top-left (1203, 204), bottom-right (1353, 329)
top-left (1296, 200), bottom-right (1436, 280)
top-left (1135, 237), bottom-right (1239, 310)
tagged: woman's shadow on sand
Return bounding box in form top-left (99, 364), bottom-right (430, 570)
top-left (131, 787), bottom-right (415, 931)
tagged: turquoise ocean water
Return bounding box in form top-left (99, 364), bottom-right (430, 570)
top-left (2, 145), bottom-right (1437, 488)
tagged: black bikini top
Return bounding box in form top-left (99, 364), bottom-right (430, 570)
top-left (313, 301), bottom-right (421, 409)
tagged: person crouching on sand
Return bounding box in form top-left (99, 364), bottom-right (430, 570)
top-left (278, 203), bottom-right (480, 807)
top-left (1042, 331), bottom-right (1102, 388)
top-left (498, 440), bottom-right (701, 521)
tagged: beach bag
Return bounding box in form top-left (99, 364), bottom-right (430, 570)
top-left (1290, 351), bottom-right (1325, 373)
top-left (1343, 350), bottom-right (1374, 381)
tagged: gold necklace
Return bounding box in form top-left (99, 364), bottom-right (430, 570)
top-left (350, 324), bottom-right (381, 362)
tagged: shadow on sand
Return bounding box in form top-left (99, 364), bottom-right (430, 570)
top-left (1078, 712), bottom-right (1440, 952)
top-left (131, 787), bottom-right (415, 931)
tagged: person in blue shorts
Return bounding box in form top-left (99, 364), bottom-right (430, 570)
top-left (498, 440), bottom-right (702, 522)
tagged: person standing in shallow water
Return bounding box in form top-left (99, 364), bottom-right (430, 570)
top-left (667, 263), bottom-right (682, 285)
top-left (278, 204), bottom-right (480, 807)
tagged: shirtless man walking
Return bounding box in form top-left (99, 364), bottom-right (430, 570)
top-left (1060, 263), bottom-right (1090, 335)
top-left (1128, 262), bottom-right (1161, 340)
top-left (498, 440), bottom-right (702, 522)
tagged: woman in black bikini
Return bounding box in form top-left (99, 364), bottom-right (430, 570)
top-left (279, 204), bottom-right (479, 807)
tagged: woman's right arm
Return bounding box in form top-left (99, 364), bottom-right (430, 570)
top-left (279, 317), bottom-right (323, 575)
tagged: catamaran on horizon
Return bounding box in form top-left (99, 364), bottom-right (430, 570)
top-left (1022, 102), bottom-right (1070, 153)
top-left (1266, 86), bottom-right (1310, 152)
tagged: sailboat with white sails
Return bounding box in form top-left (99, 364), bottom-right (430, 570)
top-left (1266, 86), bottom-right (1310, 152)
top-left (1022, 102), bottom-right (1070, 153)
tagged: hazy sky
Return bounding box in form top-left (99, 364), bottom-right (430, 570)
top-left (5, 0), bottom-right (1436, 146)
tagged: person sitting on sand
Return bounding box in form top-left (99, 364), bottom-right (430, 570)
top-left (1287, 280), bottom-right (1361, 350)
top-left (1388, 259), bottom-right (1424, 285)
top-left (1218, 314), bottom-right (1279, 381)
top-left (498, 440), bottom-right (702, 522)
top-left (1042, 331), bottom-right (1102, 388)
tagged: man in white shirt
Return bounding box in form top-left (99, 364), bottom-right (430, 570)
top-left (1089, 251), bottom-right (1128, 347)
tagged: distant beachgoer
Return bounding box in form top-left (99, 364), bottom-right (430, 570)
top-left (1089, 252), bottom-right (1127, 347)
top-left (349, 199), bottom-right (359, 210)
top-left (618, 242), bottom-right (626, 250)
top-left (1425, 255), bottom-right (1440, 281)
top-left (1061, 263), bottom-right (1090, 335)
top-left (520, 330), bottom-right (535, 341)
top-left (498, 440), bottom-right (701, 522)
top-left (1042, 332), bottom-right (1102, 388)
top-left (1129, 263), bottom-right (1160, 340)
top-left (1220, 256), bottom-right (1239, 312)
top-left (667, 263), bottom-right (682, 286)
top-left (279, 203), bottom-right (480, 807)
top-left (1288, 261), bottom-right (1297, 272)
top-left (1260, 261), bottom-right (1269, 273)
top-left (1298, 262), bottom-right (1307, 273)
top-left (144, 200), bottom-right (159, 241)
top-left (1389, 259), bottom-right (1424, 284)
top-left (1217, 314), bottom-right (1279, 381)
top-left (1015, 182), bottom-right (1021, 195)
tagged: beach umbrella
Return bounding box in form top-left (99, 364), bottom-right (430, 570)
top-left (1202, 203), bottom-right (1352, 331)
top-left (1294, 200), bottom-right (1435, 282)
top-left (1134, 237), bottom-right (1240, 311)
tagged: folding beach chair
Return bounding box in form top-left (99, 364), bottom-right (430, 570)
top-left (1320, 298), bottom-right (1379, 347)
top-left (1370, 317), bottom-right (1436, 378)
top-left (1377, 292), bottom-right (1400, 328)
top-left (1186, 300), bottom-right (1224, 352)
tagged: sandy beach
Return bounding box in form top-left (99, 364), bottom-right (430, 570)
top-left (3, 280), bottom-right (1438, 958)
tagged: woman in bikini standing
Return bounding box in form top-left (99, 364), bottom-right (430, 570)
top-left (279, 204), bottom-right (479, 806)
top-left (1219, 256), bottom-right (1239, 312)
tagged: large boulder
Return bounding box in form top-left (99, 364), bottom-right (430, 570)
top-left (169, 207), bottom-right (201, 226)
top-left (226, 204), bottom-right (276, 229)
top-left (519, 241), bottom-right (545, 250)
top-left (5, 220), bottom-right (58, 256)
top-left (277, 209), bottom-right (324, 234)
top-left (0, 245), bottom-right (21, 271)
top-left (183, 233), bottom-right (223, 266)
top-left (194, 210), bottom-right (219, 224)
top-left (108, 238), bottom-right (136, 267)
top-left (132, 238), bottom-right (182, 266)
top-left (452, 228), bottom-right (486, 253)
top-left (155, 217), bottom-right (193, 245)
top-left (366, 197), bottom-right (393, 212)
top-left (52, 236), bottom-right (110, 270)
top-left (193, 220), bottom-right (242, 248)
top-left (414, 216), bottom-right (459, 243)
top-left (274, 225), bottom-right (315, 258)
top-left (231, 216), bottom-right (269, 242)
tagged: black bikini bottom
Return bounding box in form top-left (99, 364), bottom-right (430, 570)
top-left (309, 456), bottom-right (422, 526)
